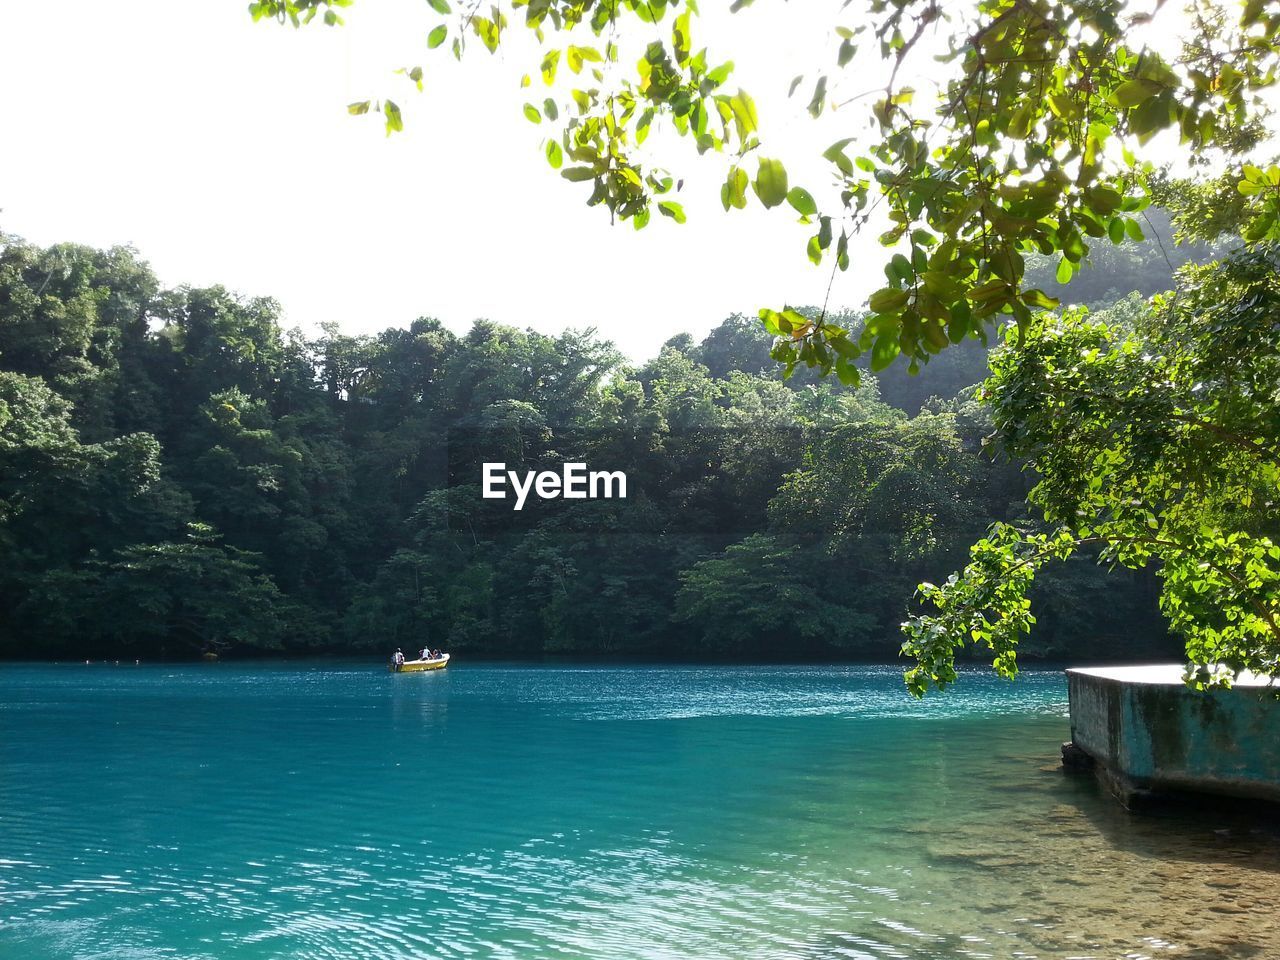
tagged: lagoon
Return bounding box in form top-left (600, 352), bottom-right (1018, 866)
top-left (1, 662), bottom-right (1277, 959)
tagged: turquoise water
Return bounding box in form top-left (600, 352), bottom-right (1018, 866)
top-left (2, 662), bottom-right (1277, 959)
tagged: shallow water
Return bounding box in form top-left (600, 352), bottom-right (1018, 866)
top-left (1, 661), bottom-right (1276, 959)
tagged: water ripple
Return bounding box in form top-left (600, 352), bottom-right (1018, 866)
top-left (1, 662), bottom-right (1276, 959)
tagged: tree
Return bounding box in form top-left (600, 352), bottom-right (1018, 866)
top-left (0, 237), bottom-right (165, 441)
top-left (249, 0), bottom-right (1280, 687)
top-left (153, 286), bottom-right (285, 413)
top-left (903, 247), bottom-right (1280, 694)
top-left (87, 524), bottom-right (291, 655)
top-left (343, 547), bottom-right (439, 650)
top-left (0, 370), bottom-right (187, 652)
top-left (252, 0), bottom-right (1279, 378)
top-left (0, 230), bottom-right (1184, 664)
top-left (676, 534), bottom-right (877, 654)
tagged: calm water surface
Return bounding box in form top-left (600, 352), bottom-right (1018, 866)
top-left (1, 662), bottom-right (1277, 959)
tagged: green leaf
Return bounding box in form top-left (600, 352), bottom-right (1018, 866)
top-left (807, 235), bottom-right (822, 265)
top-left (636, 108), bottom-right (654, 144)
top-left (779, 308), bottom-right (809, 335)
top-left (722, 167), bottom-right (748, 210)
top-left (1111, 78), bottom-right (1162, 108)
top-left (1021, 289), bottom-right (1059, 309)
top-left (473, 16), bottom-right (500, 53)
top-left (707, 60), bottom-right (734, 86)
top-left (427, 25), bottom-right (447, 49)
top-left (523, 103), bottom-right (542, 124)
top-left (868, 288), bottom-right (909, 314)
top-left (835, 354), bottom-right (860, 386)
top-left (1129, 95), bottom-right (1172, 142)
top-left (807, 75), bottom-right (828, 119)
top-left (752, 158), bottom-right (788, 209)
top-left (1062, 229), bottom-right (1086, 263)
top-left (541, 50), bottom-right (561, 85)
top-left (1055, 258), bottom-right (1073, 283)
top-left (658, 201), bottom-right (687, 224)
top-left (1007, 103), bottom-right (1034, 139)
top-left (728, 90), bottom-right (758, 142)
top-left (545, 140), bottom-right (563, 169)
top-left (567, 45), bottom-right (602, 74)
top-left (829, 334), bottom-right (858, 359)
top-left (383, 100), bottom-right (403, 135)
top-left (822, 138), bottom-right (855, 176)
top-left (427, 0), bottom-right (451, 13)
top-left (870, 332), bottom-right (900, 371)
top-left (786, 187), bottom-right (817, 217)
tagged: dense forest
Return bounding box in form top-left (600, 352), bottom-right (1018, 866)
top-left (0, 229), bottom-right (1188, 661)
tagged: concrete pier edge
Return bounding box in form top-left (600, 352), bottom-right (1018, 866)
top-left (1063, 665), bottom-right (1280, 808)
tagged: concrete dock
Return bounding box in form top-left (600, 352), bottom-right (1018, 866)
top-left (1066, 665), bottom-right (1280, 806)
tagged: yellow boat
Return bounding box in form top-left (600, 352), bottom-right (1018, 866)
top-left (394, 653), bottom-right (450, 673)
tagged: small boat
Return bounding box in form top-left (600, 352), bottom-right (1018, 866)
top-left (394, 653), bottom-right (450, 673)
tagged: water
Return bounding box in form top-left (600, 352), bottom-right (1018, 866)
top-left (1, 662), bottom-right (1277, 959)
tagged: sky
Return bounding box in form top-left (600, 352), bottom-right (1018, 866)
top-left (0, 0), bottom-right (1191, 361)
top-left (1, 0), bottom-right (875, 361)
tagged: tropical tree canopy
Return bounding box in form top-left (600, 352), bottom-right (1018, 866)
top-left (247, 0), bottom-right (1280, 690)
top-left (903, 249), bottom-right (1280, 693)
top-left (4, 230), bottom-right (1184, 664)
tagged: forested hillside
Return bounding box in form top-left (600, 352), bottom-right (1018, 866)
top-left (0, 233), bottom-right (1174, 661)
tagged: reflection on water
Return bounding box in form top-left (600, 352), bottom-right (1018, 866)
top-left (0, 662), bottom-right (1276, 959)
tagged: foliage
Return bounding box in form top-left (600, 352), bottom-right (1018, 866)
top-left (0, 232), bottom-right (1179, 661)
top-left (252, 0), bottom-right (1280, 381)
top-left (84, 525), bottom-right (291, 654)
top-left (676, 534), bottom-right (877, 654)
top-left (903, 247), bottom-right (1280, 694)
top-left (236, 2), bottom-right (1280, 687)
top-left (1022, 208), bottom-right (1220, 308)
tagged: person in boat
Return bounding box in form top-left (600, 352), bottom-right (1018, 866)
top-left (420, 646), bottom-right (430, 661)
top-left (392, 648), bottom-right (405, 672)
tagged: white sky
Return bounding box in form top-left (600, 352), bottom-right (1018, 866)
top-left (0, 0), bottom-right (1192, 361)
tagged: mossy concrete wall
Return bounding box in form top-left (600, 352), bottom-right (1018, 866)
top-left (1067, 666), bottom-right (1280, 804)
